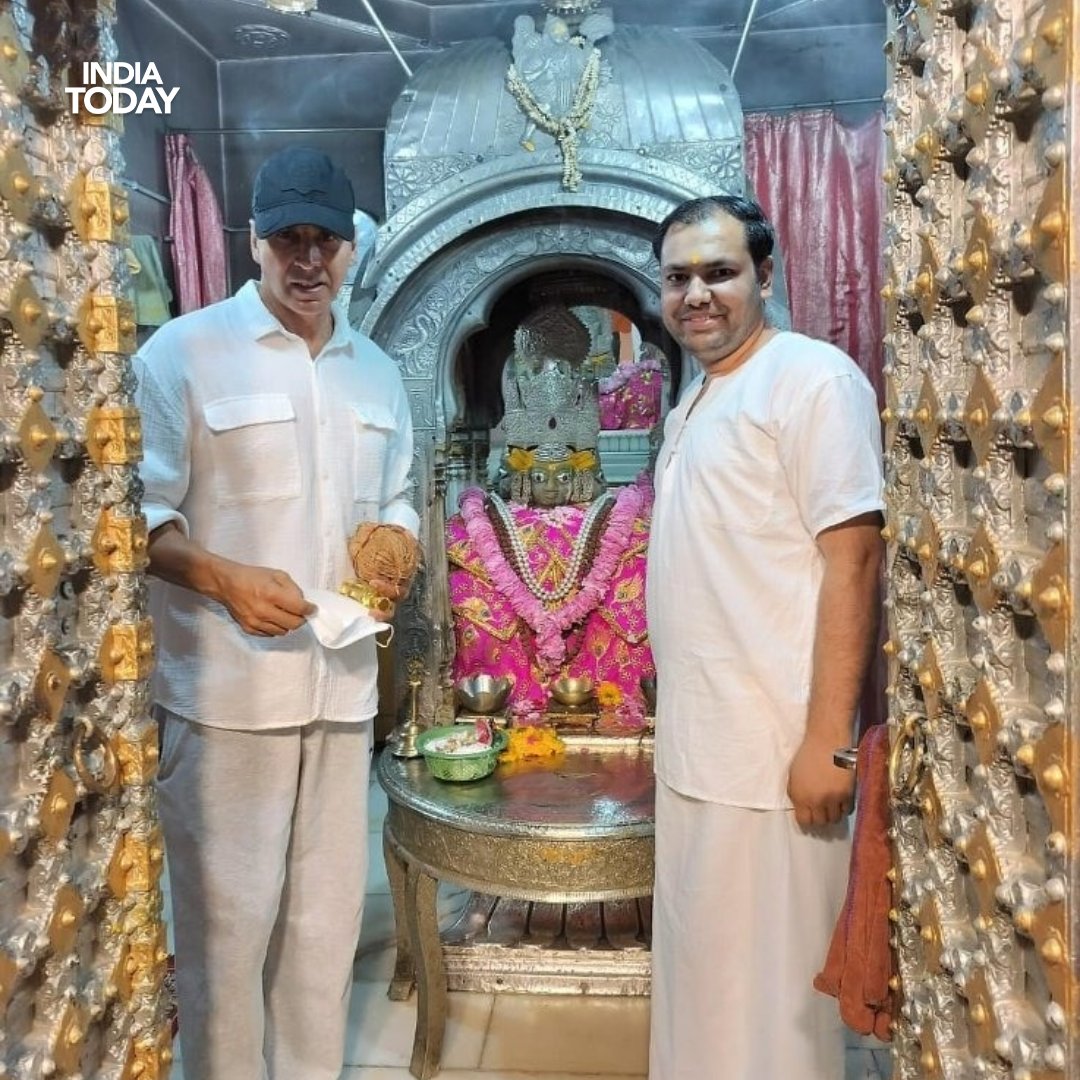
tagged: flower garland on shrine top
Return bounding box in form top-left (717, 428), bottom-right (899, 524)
top-left (459, 484), bottom-right (645, 672)
top-left (506, 43), bottom-right (602, 191)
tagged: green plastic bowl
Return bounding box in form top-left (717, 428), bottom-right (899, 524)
top-left (416, 726), bottom-right (507, 783)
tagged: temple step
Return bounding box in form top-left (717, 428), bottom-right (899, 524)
top-left (440, 892), bottom-right (652, 995)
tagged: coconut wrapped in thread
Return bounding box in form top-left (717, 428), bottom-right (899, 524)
top-left (348, 523), bottom-right (422, 602)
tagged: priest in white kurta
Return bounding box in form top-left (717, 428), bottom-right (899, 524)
top-left (646, 196), bottom-right (884, 1079)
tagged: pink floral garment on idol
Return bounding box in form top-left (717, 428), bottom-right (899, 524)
top-left (446, 479), bottom-right (654, 722)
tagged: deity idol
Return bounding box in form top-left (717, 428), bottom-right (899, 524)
top-left (446, 307), bottom-right (654, 723)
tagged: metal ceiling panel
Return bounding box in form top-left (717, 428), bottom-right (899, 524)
top-left (140, 0), bottom-right (886, 60)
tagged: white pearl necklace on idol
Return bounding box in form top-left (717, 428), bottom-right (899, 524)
top-left (488, 492), bottom-right (614, 604)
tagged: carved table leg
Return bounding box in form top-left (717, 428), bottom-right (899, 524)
top-left (406, 862), bottom-right (447, 1080)
top-left (383, 824), bottom-right (416, 1001)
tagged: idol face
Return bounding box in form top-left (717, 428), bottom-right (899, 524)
top-left (250, 223), bottom-right (355, 335)
top-left (659, 212), bottom-right (773, 374)
top-left (529, 460), bottom-right (575, 508)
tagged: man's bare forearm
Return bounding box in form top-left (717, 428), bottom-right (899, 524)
top-left (805, 518), bottom-right (883, 747)
top-left (148, 522), bottom-right (312, 636)
top-left (147, 521), bottom-right (228, 602)
top-left (786, 517), bottom-right (881, 825)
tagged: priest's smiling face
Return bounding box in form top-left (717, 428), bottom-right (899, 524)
top-left (659, 211), bottom-right (774, 375)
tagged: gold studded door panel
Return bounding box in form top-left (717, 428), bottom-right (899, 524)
top-left (883, 2), bottom-right (1074, 1078)
top-left (1, 2), bottom-right (171, 1077)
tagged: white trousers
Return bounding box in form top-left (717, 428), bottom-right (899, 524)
top-left (649, 779), bottom-right (850, 1080)
top-left (156, 710), bottom-right (371, 1080)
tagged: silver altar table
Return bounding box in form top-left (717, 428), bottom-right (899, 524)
top-left (378, 734), bottom-right (655, 1079)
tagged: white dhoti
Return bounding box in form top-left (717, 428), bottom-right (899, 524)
top-left (649, 779), bottom-right (850, 1080)
top-left (156, 710), bottom-right (371, 1080)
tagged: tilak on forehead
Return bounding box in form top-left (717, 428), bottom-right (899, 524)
top-left (690, 251), bottom-right (702, 265)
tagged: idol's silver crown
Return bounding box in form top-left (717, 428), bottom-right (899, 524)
top-left (503, 366), bottom-right (600, 451)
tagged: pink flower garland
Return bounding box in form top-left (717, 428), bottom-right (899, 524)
top-left (460, 484), bottom-right (645, 673)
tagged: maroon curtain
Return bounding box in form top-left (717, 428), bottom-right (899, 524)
top-left (745, 109), bottom-right (887, 736)
top-left (745, 109), bottom-right (885, 403)
top-left (165, 133), bottom-right (228, 313)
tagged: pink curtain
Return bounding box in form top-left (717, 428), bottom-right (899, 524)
top-left (745, 109), bottom-right (887, 736)
top-left (165, 133), bottom-right (228, 313)
top-left (745, 109), bottom-right (885, 403)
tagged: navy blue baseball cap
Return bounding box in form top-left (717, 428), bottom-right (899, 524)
top-left (251, 147), bottom-right (355, 240)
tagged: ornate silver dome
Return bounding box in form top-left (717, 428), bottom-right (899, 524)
top-left (384, 25), bottom-right (743, 214)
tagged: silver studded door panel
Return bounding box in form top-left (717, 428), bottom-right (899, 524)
top-left (1, 2), bottom-right (171, 1077)
top-left (882, 2), bottom-right (1074, 1078)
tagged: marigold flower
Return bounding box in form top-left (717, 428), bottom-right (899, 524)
top-left (498, 725), bottom-right (566, 763)
top-left (596, 681), bottom-right (623, 707)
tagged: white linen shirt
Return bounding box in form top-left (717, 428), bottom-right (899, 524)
top-left (134, 280), bottom-right (419, 730)
top-left (647, 332), bottom-right (884, 809)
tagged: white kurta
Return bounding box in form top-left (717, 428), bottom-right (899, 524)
top-left (648, 331), bottom-right (884, 808)
top-left (646, 331), bottom-right (884, 1078)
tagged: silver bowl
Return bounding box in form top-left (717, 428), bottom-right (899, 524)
top-left (550, 676), bottom-right (595, 707)
top-left (640, 677), bottom-right (657, 713)
top-left (455, 674), bottom-right (511, 715)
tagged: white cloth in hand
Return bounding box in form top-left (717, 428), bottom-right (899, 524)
top-left (305, 589), bottom-right (390, 649)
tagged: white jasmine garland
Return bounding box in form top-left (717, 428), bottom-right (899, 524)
top-left (506, 46), bottom-right (601, 191)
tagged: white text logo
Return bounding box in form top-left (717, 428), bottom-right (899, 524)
top-left (66, 63), bottom-right (180, 116)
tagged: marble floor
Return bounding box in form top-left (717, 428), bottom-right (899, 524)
top-left (166, 751), bottom-right (893, 1080)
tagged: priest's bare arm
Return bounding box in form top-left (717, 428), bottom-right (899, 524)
top-left (147, 521), bottom-right (312, 637)
top-left (786, 511), bottom-right (883, 828)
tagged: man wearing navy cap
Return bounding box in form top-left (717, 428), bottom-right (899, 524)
top-left (135, 147), bottom-right (418, 1079)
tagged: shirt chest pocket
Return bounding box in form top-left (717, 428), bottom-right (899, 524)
top-left (203, 394), bottom-right (301, 503)
top-left (352, 403), bottom-right (396, 516)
